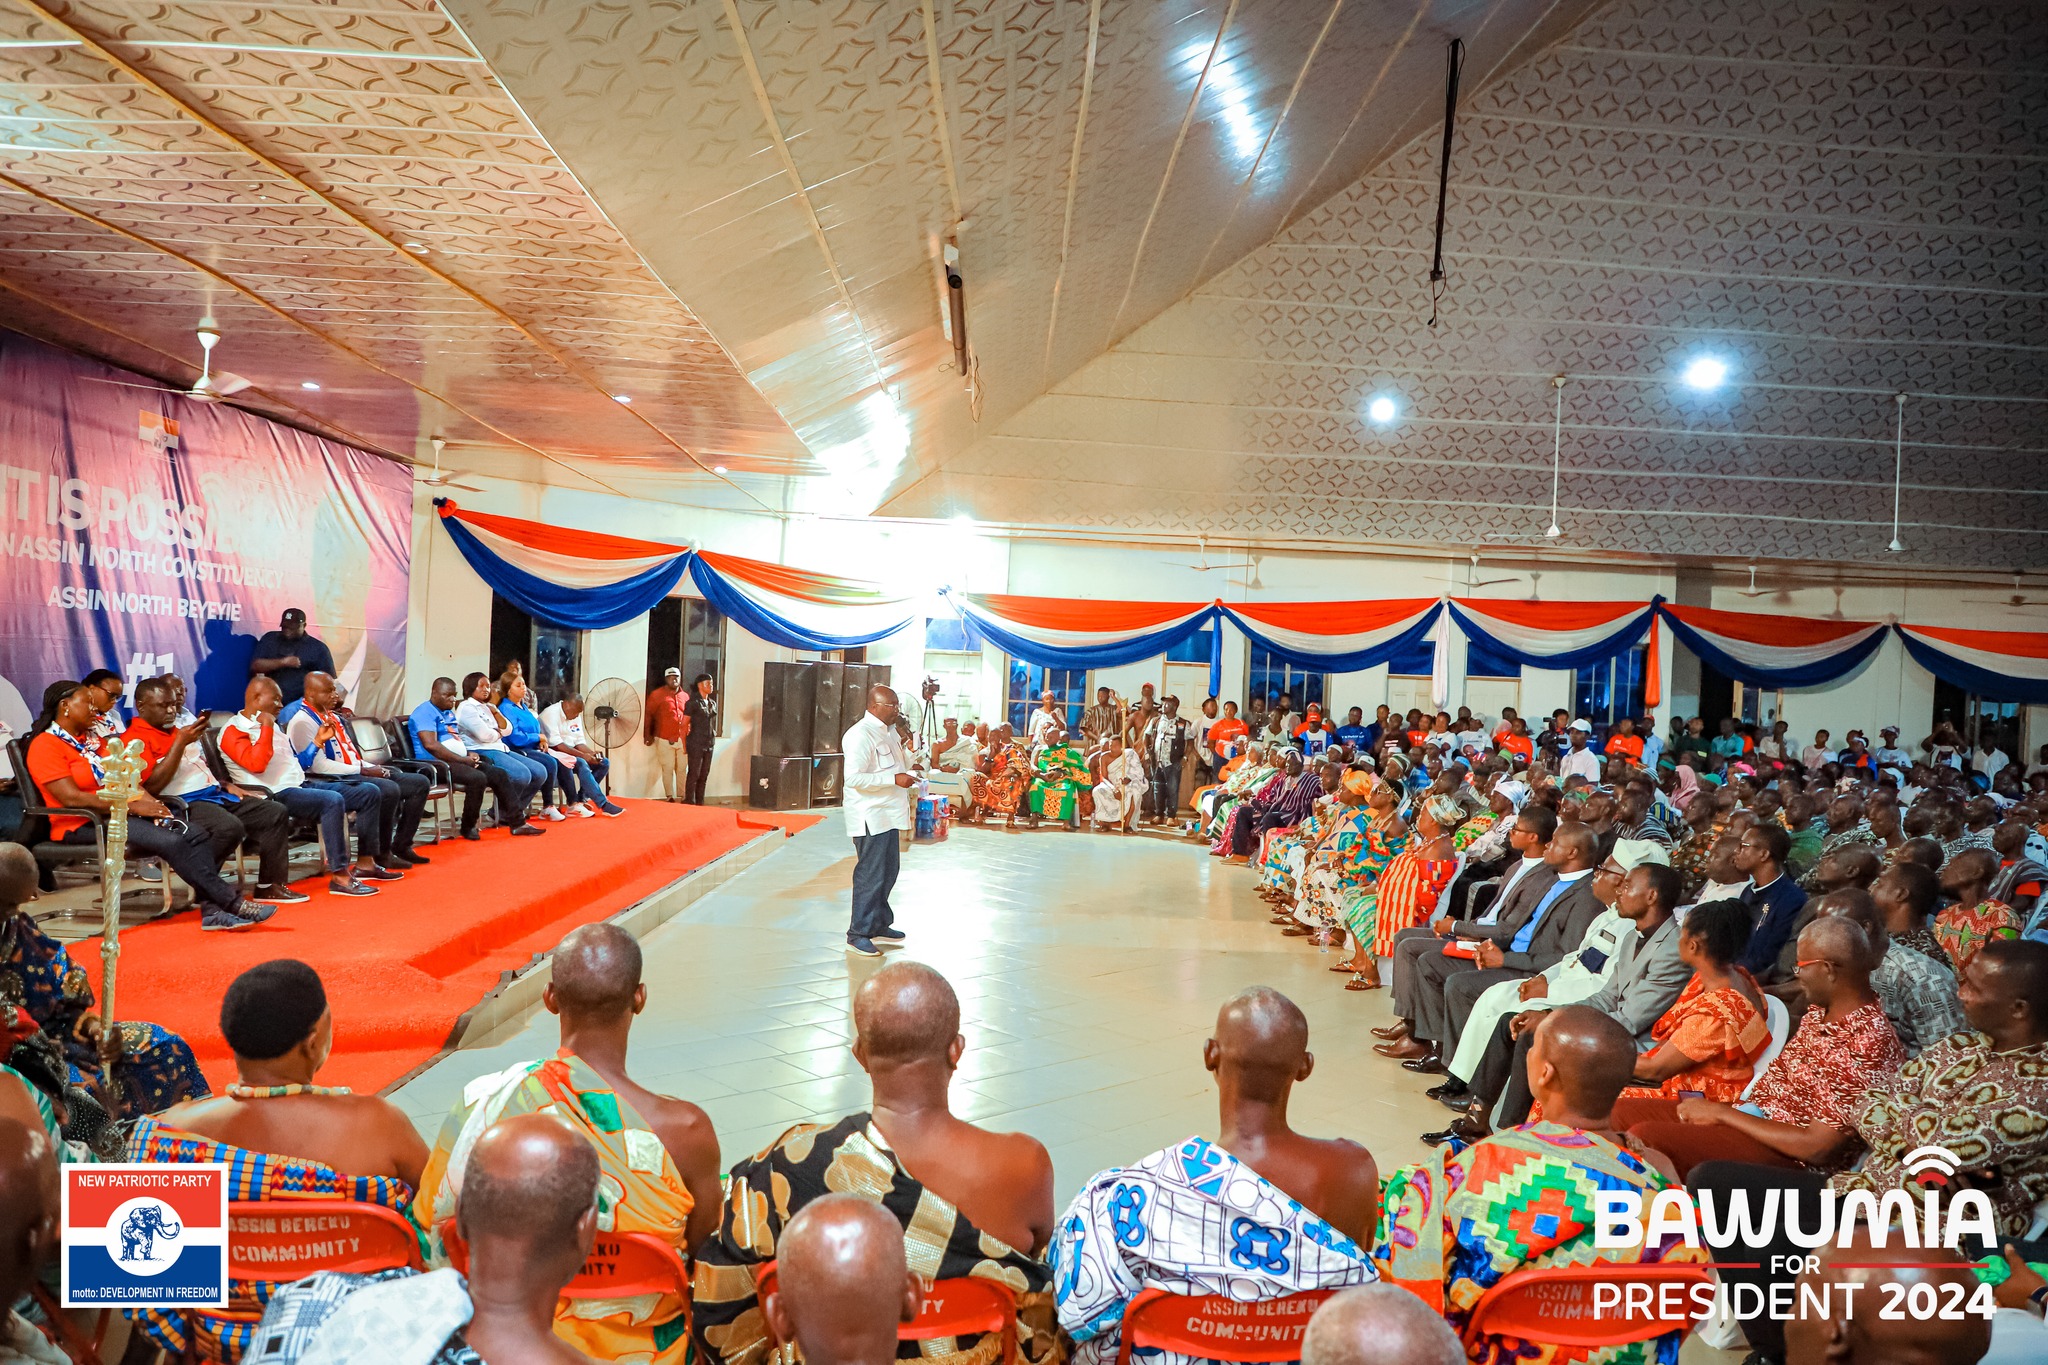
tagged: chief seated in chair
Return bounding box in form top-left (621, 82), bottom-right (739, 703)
top-left (247, 1114), bottom-right (604, 1365)
top-left (692, 962), bottom-right (1060, 1365)
top-left (1054, 988), bottom-right (1381, 1365)
top-left (130, 959), bottom-right (427, 1364)
top-left (413, 924), bottom-right (720, 1365)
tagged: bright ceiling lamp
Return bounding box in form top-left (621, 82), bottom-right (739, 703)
top-left (1680, 355), bottom-right (1730, 391)
top-left (1367, 395), bottom-right (1398, 425)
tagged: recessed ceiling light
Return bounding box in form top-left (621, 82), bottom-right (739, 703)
top-left (300, 380), bottom-right (320, 391)
top-left (613, 394), bottom-right (631, 404)
top-left (1681, 356), bottom-right (1729, 391)
top-left (1367, 395), bottom-right (1398, 425)
top-left (713, 465), bottom-right (728, 474)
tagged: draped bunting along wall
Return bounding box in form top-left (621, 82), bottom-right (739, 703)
top-left (432, 504), bottom-right (2048, 701)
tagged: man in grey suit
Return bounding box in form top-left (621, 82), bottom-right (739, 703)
top-left (1425, 854), bottom-right (1690, 1145)
top-left (1378, 806), bottom-right (1559, 1030)
top-left (1378, 823), bottom-right (1603, 1074)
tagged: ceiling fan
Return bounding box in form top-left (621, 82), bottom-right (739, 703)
top-left (1735, 565), bottom-right (1772, 598)
top-left (416, 437), bottom-right (485, 493)
top-left (1962, 573), bottom-right (2048, 607)
top-left (1228, 552), bottom-right (1264, 591)
top-left (1435, 551), bottom-right (1519, 592)
top-left (85, 316), bottom-right (252, 403)
top-left (1179, 535), bottom-right (1229, 572)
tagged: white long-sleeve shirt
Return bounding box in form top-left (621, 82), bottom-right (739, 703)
top-left (1560, 745), bottom-right (1602, 783)
top-left (842, 712), bottom-right (914, 837)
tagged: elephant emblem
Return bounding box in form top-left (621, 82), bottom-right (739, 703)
top-left (118, 1202), bottom-right (182, 1263)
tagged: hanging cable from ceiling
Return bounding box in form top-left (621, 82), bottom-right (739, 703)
top-left (1427, 37), bottom-right (1465, 329)
top-left (1547, 373), bottom-right (1566, 538)
top-left (1888, 392), bottom-right (1908, 553)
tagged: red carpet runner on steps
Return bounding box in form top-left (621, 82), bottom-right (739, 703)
top-left (81, 801), bottom-right (801, 1096)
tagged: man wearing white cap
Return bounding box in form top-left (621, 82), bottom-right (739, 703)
top-left (1873, 725), bottom-right (1911, 770)
top-left (1559, 719), bottom-right (1602, 783)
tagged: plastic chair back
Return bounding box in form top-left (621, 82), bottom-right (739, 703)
top-left (442, 1221), bottom-right (689, 1302)
top-left (1115, 1288), bottom-right (1335, 1365)
top-left (756, 1261), bottom-right (1017, 1362)
top-left (1740, 994), bottom-right (1791, 1102)
top-left (227, 1200), bottom-right (423, 1281)
top-left (1462, 1263), bottom-right (1711, 1351)
top-left (352, 718), bottom-right (393, 763)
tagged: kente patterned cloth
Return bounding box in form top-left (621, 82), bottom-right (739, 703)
top-left (1373, 1122), bottom-right (1707, 1364)
top-left (1451, 811), bottom-right (1498, 852)
top-left (123, 1116), bottom-right (418, 1363)
top-left (412, 1050), bottom-right (693, 1364)
top-left (1933, 899), bottom-right (2020, 970)
top-left (1052, 1136), bottom-right (1376, 1365)
top-left (1216, 770), bottom-right (1322, 856)
top-left (1204, 767), bottom-right (1282, 842)
top-left (1620, 971), bottom-right (1771, 1104)
top-left (691, 1113), bottom-right (1062, 1365)
top-left (970, 743), bottom-right (1033, 819)
top-left (1835, 1033), bottom-right (2048, 1239)
top-left (1255, 801), bottom-right (1338, 894)
top-left (1029, 744), bottom-right (1093, 822)
top-left (1298, 813), bottom-right (1403, 931)
top-left (1344, 851), bottom-right (1457, 958)
top-left (0, 911), bottom-right (206, 1116)
top-left (244, 1267), bottom-right (480, 1365)
top-left (1742, 1000), bottom-right (1905, 1174)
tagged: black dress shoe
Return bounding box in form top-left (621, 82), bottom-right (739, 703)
top-left (1421, 1125), bottom-right (1467, 1148)
top-left (1400, 1048), bottom-right (1445, 1075)
top-left (1426, 1079), bottom-right (1471, 1107)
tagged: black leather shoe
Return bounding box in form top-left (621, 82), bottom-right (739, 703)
top-left (1400, 1048), bottom-right (1445, 1075)
top-left (1426, 1079), bottom-right (1471, 1107)
top-left (1420, 1125), bottom-right (1464, 1148)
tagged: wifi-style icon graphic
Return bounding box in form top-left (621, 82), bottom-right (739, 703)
top-left (1902, 1145), bottom-right (1962, 1188)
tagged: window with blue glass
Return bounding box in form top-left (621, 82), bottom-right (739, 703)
top-left (1006, 661), bottom-right (1088, 733)
top-left (1164, 628), bottom-right (1215, 664)
top-left (1245, 648), bottom-right (1325, 709)
top-left (1574, 644), bottom-right (1650, 728)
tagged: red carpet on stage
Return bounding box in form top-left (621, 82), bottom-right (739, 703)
top-left (81, 801), bottom-right (769, 1096)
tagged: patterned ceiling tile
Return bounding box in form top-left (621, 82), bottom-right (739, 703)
top-left (889, 0), bottom-right (2048, 570)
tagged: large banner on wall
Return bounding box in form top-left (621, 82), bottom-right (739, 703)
top-left (0, 331), bottom-right (412, 734)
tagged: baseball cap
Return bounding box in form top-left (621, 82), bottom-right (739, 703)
top-left (1569, 718), bottom-right (1592, 732)
top-left (663, 666), bottom-right (681, 678)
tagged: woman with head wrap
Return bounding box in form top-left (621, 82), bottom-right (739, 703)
top-left (1255, 760), bottom-right (1344, 897)
top-left (1277, 768), bottom-right (1383, 941)
top-left (1664, 762), bottom-right (1701, 814)
top-left (1314, 769), bottom-right (1413, 967)
top-left (1339, 793), bottom-right (1466, 990)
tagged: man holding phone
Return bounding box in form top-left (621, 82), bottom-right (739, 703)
top-left (841, 684), bottom-right (915, 958)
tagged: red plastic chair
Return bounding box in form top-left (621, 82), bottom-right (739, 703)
top-left (755, 1259), bottom-right (1019, 1364)
top-left (1461, 1263), bottom-right (1713, 1351)
top-left (1114, 1288), bottom-right (1336, 1365)
top-left (183, 1200), bottom-right (426, 1360)
top-left (441, 1220), bottom-right (691, 1305)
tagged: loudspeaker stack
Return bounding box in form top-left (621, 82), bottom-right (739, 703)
top-left (748, 660), bottom-right (893, 810)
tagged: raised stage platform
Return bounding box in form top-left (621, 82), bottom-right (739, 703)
top-left (80, 801), bottom-right (814, 1095)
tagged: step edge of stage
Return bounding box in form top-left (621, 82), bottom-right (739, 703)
top-left (376, 825), bottom-right (790, 1096)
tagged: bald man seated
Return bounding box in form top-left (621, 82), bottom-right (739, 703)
top-left (1783, 1235), bottom-right (1993, 1365)
top-left (764, 1194), bottom-right (921, 1365)
top-left (1300, 1284), bottom-right (1462, 1365)
top-left (414, 924), bottom-right (719, 1364)
top-left (1054, 988), bottom-right (1380, 1365)
top-left (693, 962), bottom-right (1060, 1365)
top-left (1372, 1007), bottom-right (1706, 1351)
top-left (245, 1114), bottom-right (603, 1365)
top-left (0, 1117), bottom-right (61, 1364)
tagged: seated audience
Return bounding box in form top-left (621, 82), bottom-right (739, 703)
top-left (1734, 823), bottom-right (1807, 976)
top-left (1029, 722), bottom-right (1092, 829)
top-left (284, 671), bottom-right (429, 871)
top-left (1692, 938), bottom-right (2048, 1362)
top-left (764, 1195), bottom-right (920, 1365)
top-left (1873, 860), bottom-right (1946, 962)
top-left (1938, 847), bottom-right (2021, 969)
top-left (692, 962), bottom-right (1058, 1365)
top-left (1216, 749), bottom-right (1318, 860)
top-left (415, 925), bottom-right (718, 1362)
top-left (1341, 793), bottom-right (1463, 990)
top-left (1054, 989), bottom-right (1380, 1364)
top-left (1090, 731), bottom-right (1146, 832)
top-left (1784, 1236), bottom-right (1993, 1365)
top-left (1617, 915), bottom-right (1904, 1177)
top-left (221, 677), bottom-right (378, 896)
top-left (969, 723), bottom-right (1032, 827)
top-left (1804, 886), bottom-right (1965, 1055)
top-left (0, 1117), bottom-right (60, 1365)
top-left (538, 691), bottom-right (626, 817)
top-left (1618, 897), bottom-right (1770, 1103)
top-left (410, 674), bottom-right (533, 838)
top-left (922, 715), bottom-right (980, 819)
top-left (123, 675), bottom-right (302, 905)
top-left (1310, 770), bottom-right (1406, 954)
top-left (454, 671), bottom-right (551, 830)
top-left (1374, 1007), bottom-right (1704, 1348)
top-left (1384, 804), bottom-right (1555, 1019)
top-left (132, 959), bottom-right (427, 1362)
top-left (247, 1113), bottom-right (602, 1365)
top-left (24, 680), bottom-right (268, 929)
top-left (500, 673), bottom-right (613, 819)
top-left (1300, 1283), bottom-right (1462, 1365)
top-left (0, 843), bottom-right (207, 1117)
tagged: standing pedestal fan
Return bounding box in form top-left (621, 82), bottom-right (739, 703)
top-left (585, 678), bottom-right (642, 797)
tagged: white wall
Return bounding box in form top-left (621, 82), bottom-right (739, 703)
top-left (409, 479), bottom-right (2048, 799)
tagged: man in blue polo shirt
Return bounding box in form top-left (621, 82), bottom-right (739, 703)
top-left (407, 675), bottom-right (518, 841)
top-left (1335, 706), bottom-right (1372, 753)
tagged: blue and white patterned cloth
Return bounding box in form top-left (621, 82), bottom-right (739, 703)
top-left (1051, 1136), bottom-right (1377, 1365)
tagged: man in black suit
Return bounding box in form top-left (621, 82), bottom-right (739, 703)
top-left (1376, 822), bottom-right (1604, 1076)
top-left (1377, 804), bottom-right (1559, 1046)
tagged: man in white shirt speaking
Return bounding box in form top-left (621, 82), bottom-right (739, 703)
top-left (842, 684), bottom-right (916, 958)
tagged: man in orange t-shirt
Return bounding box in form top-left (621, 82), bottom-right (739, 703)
top-left (1207, 701), bottom-right (1250, 762)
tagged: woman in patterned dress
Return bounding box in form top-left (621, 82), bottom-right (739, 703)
top-left (1315, 769), bottom-right (1410, 963)
top-left (1341, 793), bottom-right (1464, 991)
top-left (969, 725), bottom-right (1033, 827)
top-left (1255, 762), bottom-right (1342, 898)
top-left (1619, 898), bottom-right (1771, 1104)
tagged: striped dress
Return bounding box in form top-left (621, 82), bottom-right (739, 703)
top-left (1346, 848), bottom-right (1458, 958)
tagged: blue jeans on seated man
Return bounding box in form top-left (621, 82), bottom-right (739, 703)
top-left (311, 774), bottom-right (398, 865)
top-left (477, 749), bottom-right (548, 823)
top-left (522, 748), bottom-right (620, 814)
top-left (268, 783), bottom-right (356, 875)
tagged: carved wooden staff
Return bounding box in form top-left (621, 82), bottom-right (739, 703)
top-left (96, 737), bottom-right (148, 1117)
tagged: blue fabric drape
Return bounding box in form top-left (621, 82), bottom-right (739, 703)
top-left (1220, 602), bottom-right (1445, 674)
top-left (686, 554), bottom-right (914, 651)
top-left (945, 595), bottom-right (1222, 670)
top-left (1897, 632), bottom-right (2048, 705)
top-left (1658, 608), bottom-right (1887, 689)
top-left (437, 513), bottom-right (690, 630)
top-left (1445, 599), bottom-right (1660, 671)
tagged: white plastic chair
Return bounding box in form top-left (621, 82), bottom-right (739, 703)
top-left (1739, 993), bottom-right (1791, 1102)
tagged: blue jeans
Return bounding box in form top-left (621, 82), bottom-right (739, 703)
top-left (848, 830), bottom-right (900, 941)
top-left (538, 751), bottom-right (614, 809)
top-left (270, 783), bottom-right (353, 874)
top-left (477, 749), bottom-right (547, 821)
